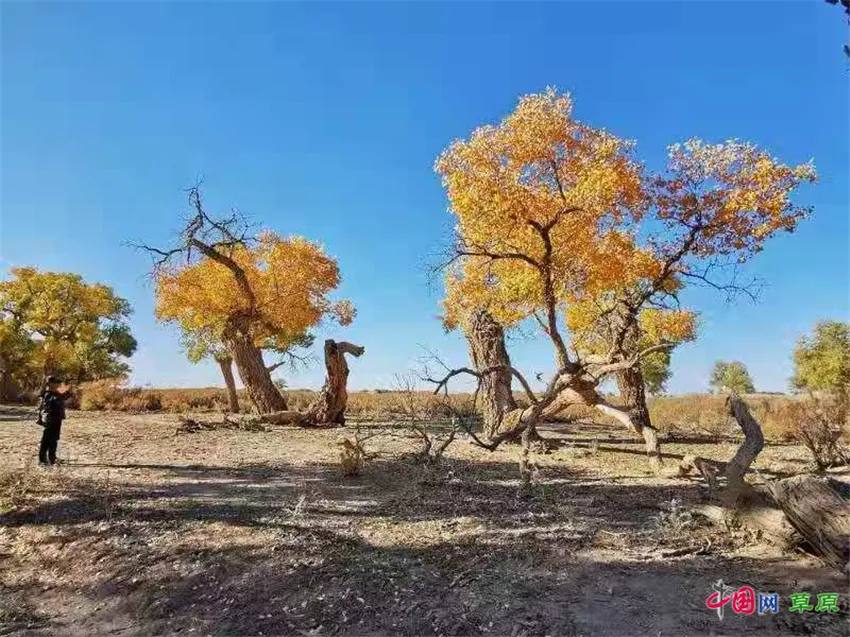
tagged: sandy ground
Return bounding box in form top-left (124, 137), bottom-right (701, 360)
top-left (0, 406), bottom-right (847, 636)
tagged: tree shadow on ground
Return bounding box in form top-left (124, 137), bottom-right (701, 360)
top-left (0, 456), bottom-right (687, 531)
top-left (2, 455), bottom-right (845, 637)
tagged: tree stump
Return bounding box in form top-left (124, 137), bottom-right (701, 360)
top-left (303, 340), bottom-right (364, 425)
top-left (768, 475), bottom-right (850, 571)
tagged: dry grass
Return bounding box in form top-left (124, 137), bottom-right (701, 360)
top-left (0, 404), bottom-right (846, 636)
top-left (69, 381), bottom-right (826, 442)
top-left (70, 379), bottom-right (478, 417)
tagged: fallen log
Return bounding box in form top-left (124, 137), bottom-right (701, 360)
top-left (767, 475), bottom-right (850, 571)
top-left (175, 415), bottom-right (271, 434)
top-left (692, 500), bottom-right (800, 549)
top-left (680, 393), bottom-right (850, 571)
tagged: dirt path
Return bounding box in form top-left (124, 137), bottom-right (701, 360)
top-left (0, 408), bottom-right (845, 636)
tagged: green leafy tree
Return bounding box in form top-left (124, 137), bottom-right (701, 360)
top-left (791, 320), bottom-right (850, 394)
top-left (641, 349), bottom-right (673, 396)
top-left (0, 267), bottom-right (137, 389)
top-left (709, 360), bottom-right (755, 394)
top-left (0, 316), bottom-right (39, 400)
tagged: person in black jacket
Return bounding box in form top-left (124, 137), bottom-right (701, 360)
top-left (37, 376), bottom-right (72, 466)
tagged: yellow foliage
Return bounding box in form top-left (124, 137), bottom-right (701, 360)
top-left (657, 139), bottom-right (816, 259)
top-left (437, 89), bottom-right (814, 351)
top-left (155, 233), bottom-right (354, 345)
top-left (437, 88), bottom-right (651, 330)
top-left (639, 308), bottom-right (697, 345)
top-left (0, 267), bottom-right (136, 386)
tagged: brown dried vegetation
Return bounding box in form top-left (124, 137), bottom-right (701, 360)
top-left (0, 404), bottom-right (846, 636)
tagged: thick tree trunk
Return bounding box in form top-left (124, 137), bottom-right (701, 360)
top-left (304, 340), bottom-right (364, 425)
top-left (615, 365), bottom-right (652, 433)
top-left (613, 366), bottom-right (661, 467)
top-left (0, 366), bottom-right (16, 403)
top-left (609, 306), bottom-right (659, 464)
top-left (216, 355), bottom-right (240, 414)
top-left (465, 309), bottom-right (517, 439)
top-left (768, 476), bottom-right (850, 571)
top-left (222, 320), bottom-right (287, 414)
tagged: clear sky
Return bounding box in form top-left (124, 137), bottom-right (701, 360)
top-left (1, 1), bottom-right (848, 394)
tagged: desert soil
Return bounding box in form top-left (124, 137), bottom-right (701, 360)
top-left (0, 406), bottom-right (846, 636)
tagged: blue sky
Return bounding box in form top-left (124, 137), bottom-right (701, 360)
top-left (1, 1), bottom-right (848, 394)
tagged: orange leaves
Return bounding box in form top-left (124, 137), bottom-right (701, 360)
top-left (657, 139), bottom-right (816, 260)
top-left (437, 89), bottom-right (815, 350)
top-left (155, 233), bottom-right (354, 344)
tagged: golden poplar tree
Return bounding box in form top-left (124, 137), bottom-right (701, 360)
top-left (434, 88), bottom-right (815, 465)
top-left (142, 188), bottom-right (354, 414)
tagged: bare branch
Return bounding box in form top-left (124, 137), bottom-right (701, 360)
top-left (588, 341), bottom-right (676, 378)
top-left (455, 241), bottom-right (543, 271)
top-left (424, 366), bottom-right (482, 395)
top-left (680, 263), bottom-right (764, 304)
top-left (125, 240), bottom-right (183, 271)
top-left (419, 345), bottom-right (538, 406)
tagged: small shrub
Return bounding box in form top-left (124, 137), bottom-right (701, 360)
top-left (338, 438), bottom-right (365, 476)
top-left (790, 394), bottom-right (848, 469)
top-left (77, 379), bottom-right (164, 412)
top-left (78, 378), bottom-right (127, 411)
top-left (652, 497), bottom-right (698, 536)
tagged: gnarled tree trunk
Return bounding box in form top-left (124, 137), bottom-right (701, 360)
top-left (612, 307), bottom-right (658, 463)
top-left (465, 309), bottom-right (517, 439)
top-left (544, 377), bottom-right (662, 469)
top-left (222, 319), bottom-right (287, 414)
top-left (685, 394), bottom-right (849, 572)
top-left (615, 365), bottom-right (652, 434)
top-left (724, 391), bottom-right (764, 491)
top-left (216, 355), bottom-right (240, 413)
top-left (304, 340), bottom-right (364, 425)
